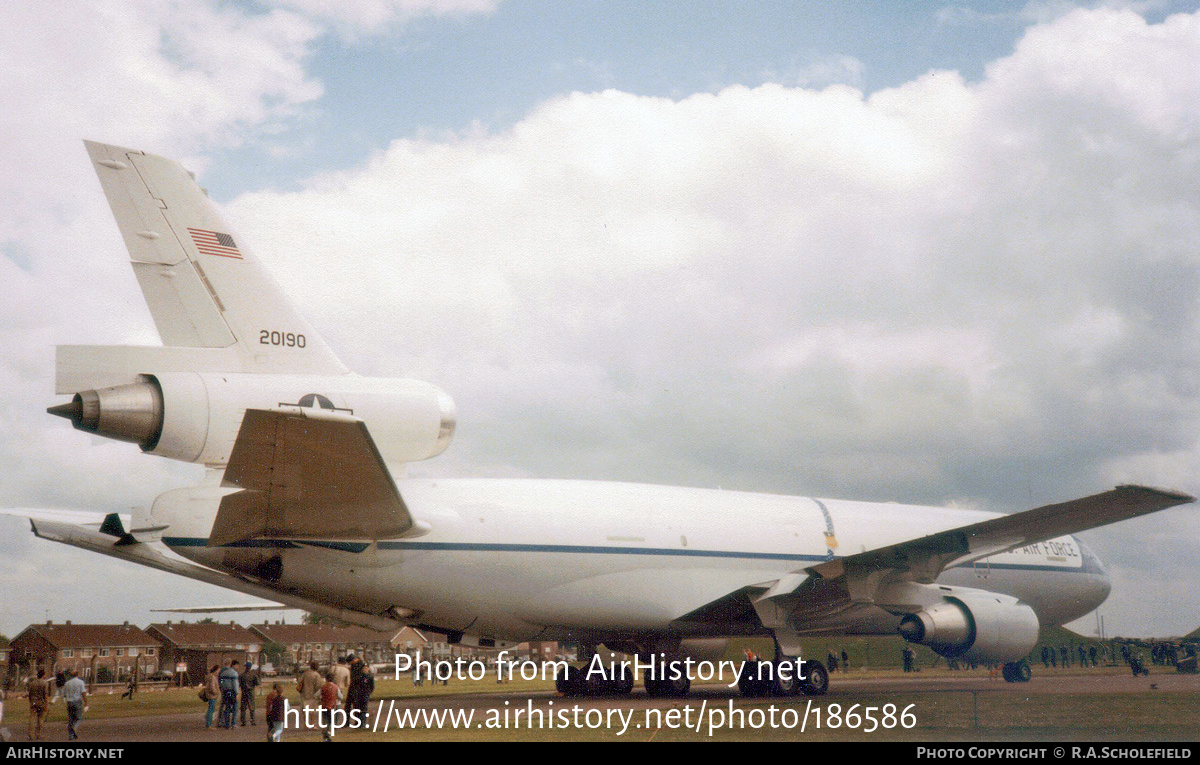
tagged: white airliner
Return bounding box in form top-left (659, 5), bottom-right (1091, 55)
top-left (17, 141), bottom-right (1193, 697)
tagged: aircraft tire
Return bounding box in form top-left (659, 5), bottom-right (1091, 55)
top-left (1002, 661), bottom-right (1032, 683)
top-left (613, 664), bottom-right (634, 695)
top-left (646, 661), bottom-right (691, 697)
top-left (799, 660), bottom-right (829, 696)
top-left (555, 664), bottom-right (584, 696)
top-left (737, 660), bottom-right (768, 697)
top-left (770, 658), bottom-right (801, 696)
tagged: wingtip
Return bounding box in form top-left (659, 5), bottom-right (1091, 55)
top-left (1114, 484), bottom-right (1196, 504)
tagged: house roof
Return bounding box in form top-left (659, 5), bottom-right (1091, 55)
top-left (146, 622), bottom-right (261, 648)
top-left (393, 626), bottom-right (429, 644)
top-left (13, 623), bottom-right (157, 649)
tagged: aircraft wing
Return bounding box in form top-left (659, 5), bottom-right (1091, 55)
top-left (25, 515), bottom-right (399, 630)
top-left (807, 484), bottom-right (1194, 584)
top-left (0, 507), bottom-right (127, 527)
top-left (683, 485), bottom-right (1195, 642)
top-left (150, 604), bottom-right (292, 614)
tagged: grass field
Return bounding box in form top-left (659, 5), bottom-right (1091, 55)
top-left (4, 665), bottom-right (1195, 742)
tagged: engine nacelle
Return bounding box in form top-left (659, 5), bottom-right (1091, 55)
top-left (49, 372), bottom-right (455, 466)
top-left (898, 591), bottom-right (1039, 663)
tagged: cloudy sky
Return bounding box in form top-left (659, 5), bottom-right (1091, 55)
top-left (2, 0), bottom-right (1199, 641)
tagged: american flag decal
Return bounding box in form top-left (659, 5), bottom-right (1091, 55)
top-left (187, 227), bottom-right (243, 259)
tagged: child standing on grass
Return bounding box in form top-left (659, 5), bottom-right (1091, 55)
top-left (320, 672), bottom-right (342, 741)
top-left (265, 683), bottom-right (286, 743)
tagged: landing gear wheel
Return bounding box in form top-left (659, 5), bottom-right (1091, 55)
top-left (1016, 661), bottom-right (1032, 682)
top-left (613, 664), bottom-right (634, 695)
top-left (645, 660), bottom-right (691, 697)
top-left (799, 660), bottom-right (829, 696)
top-left (561, 663), bottom-right (635, 696)
top-left (770, 659), bottom-right (801, 696)
top-left (1002, 661), bottom-right (1031, 683)
top-left (738, 660), bottom-right (769, 697)
top-left (555, 664), bottom-right (584, 696)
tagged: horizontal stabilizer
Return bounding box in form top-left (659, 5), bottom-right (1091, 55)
top-left (210, 407), bottom-right (413, 546)
top-left (54, 345), bottom-right (242, 395)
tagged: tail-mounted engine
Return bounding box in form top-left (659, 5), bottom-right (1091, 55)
top-left (49, 371), bottom-right (455, 466)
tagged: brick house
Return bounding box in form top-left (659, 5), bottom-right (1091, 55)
top-left (8, 621), bottom-right (159, 683)
top-left (145, 621), bottom-right (261, 686)
top-left (392, 626), bottom-right (431, 658)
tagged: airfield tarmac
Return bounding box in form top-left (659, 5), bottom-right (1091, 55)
top-left (16, 669), bottom-right (1200, 742)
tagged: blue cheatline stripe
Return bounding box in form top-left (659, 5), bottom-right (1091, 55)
top-left (157, 537), bottom-right (1099, 573)
top-left (300, 540), bottom-right (372, 553)
top-left (376, 541), bottom-right (825, 561)
top-left (161, 537), bottom-right (366, 553)
top-left (162, 536), bottom-right (822, 561)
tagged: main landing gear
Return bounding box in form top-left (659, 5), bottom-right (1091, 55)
top-left (644, 661), bottom-right (692, 698)
top-left (1001, 660), bottom-right (1032, 683)
top-left (556, 659), bottom-right (693, 697)
top-left (554, 662), bottom-right (635, 697)
top-left (737, 658), bottom-right (829, 697)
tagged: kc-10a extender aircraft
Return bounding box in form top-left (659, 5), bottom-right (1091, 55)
top-left (19, 141), bottom-right (1194, 697)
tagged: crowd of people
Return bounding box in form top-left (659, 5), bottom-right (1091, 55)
top-left (11, 667), bottom-right (87, 741)
top-left (9, 653), bottom-right (374, 742)
top-left (203, 654), bottom-right (375, 742)
top-left (199, 658), bottom-right (262, 729)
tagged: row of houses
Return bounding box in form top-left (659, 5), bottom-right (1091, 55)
top-left (3, 620), bottom-right (559, 686)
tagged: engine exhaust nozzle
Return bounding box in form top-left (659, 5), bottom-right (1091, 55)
top-left (48, 377), bottom-right (164, 450)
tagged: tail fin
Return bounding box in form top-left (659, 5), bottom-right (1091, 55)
top-left (83, 141), bottom-right (346, 376)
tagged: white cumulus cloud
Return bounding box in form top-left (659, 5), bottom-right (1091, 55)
top-left (2, 3), bottom-right (1199, 639)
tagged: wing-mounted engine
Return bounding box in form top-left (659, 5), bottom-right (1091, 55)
top-left (49, 368), bottom-right (455, 466)
top-left (783, 485), bottom-right (1193, 667)
top-left (893, 586), bottom-right (1039, 663)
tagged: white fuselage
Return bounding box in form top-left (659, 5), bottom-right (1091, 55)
top-left (164, 479), bottom-right (1111, 644)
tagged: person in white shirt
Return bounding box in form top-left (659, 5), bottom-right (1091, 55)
top-left (60, 670), bottom-right (88, 741)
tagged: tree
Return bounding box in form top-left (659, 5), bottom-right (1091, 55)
top-left (302, 612), bottom-right (349, 627)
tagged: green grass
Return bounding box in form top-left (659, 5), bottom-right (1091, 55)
top-left (0, 675), bottom-right (556, 731)
top-left (332, 665), bottom-right (1199, 742)
top-left (323, 685), bottom-right (1200, 742)
top-left (5, 666), bottom-right (1196, 742)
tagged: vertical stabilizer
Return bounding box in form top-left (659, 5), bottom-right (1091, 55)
top-left (84, 141), bottom-right (346, 376)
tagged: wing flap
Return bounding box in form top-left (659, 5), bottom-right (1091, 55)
top-left (720, 485), bottom-right (1193, 644)
top-left (210, 407), bottom-right (413, 545)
